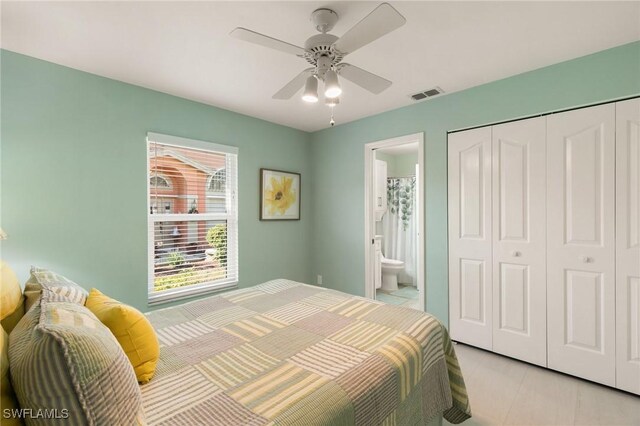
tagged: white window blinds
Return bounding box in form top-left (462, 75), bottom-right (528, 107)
top-left (147, 133), bottom-right (238, 304)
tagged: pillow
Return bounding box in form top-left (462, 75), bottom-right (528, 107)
top-left (9, 289), bottom-right (145, 425)
top-left (23, 266), bottom-right (88, 311)
top-left (1, 325), bottom-right (22, 425)
top-left (85, 288), bottom-right (159, 383)
top-left (0, 261), bottom-right (24, 334)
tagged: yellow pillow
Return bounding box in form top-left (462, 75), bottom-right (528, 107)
top-left (85, 289), bottom-right (159, 383)
top-left (1, 325), bottom-right (22, 425)
top-left (0, 262), bottom-right (24, 334)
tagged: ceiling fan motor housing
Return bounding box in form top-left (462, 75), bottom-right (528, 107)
top-left (303, 34), bottom-right (343, 70)
top-left (304, 8), bottom-right (344, 71)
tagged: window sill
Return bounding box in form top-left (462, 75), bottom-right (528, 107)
top-left (148, 280), bottom-right (238, 306)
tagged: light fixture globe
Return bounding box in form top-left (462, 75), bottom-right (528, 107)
top-left (323, 69), bottom-right (342, 98)
top-left (302, 75), bottom-right (319, 103)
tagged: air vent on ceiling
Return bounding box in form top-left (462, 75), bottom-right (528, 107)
top-left (410, 87), bottom-right (444, 101)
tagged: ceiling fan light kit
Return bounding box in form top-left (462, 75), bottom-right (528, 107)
top-left (302, 75), bottom-right (319, 103)
top-left (325, 96), bottom-right (340, 107)
top-left (323, 69), bottom-right (342, 98)
top-left (231, 2), bottom-right (406, 124)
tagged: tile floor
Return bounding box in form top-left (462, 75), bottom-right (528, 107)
top-left (445, 343), bottom-right (640, 426)
top-left (376, 284), bottom-right (420, 310)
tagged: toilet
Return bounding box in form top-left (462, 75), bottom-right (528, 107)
top-left (381, 255), bottom-right (405, 292)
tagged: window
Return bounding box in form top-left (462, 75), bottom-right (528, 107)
top-left (147, 132), bottom-right (238, 304)
top-left (206, 169), bottom-right (227, 214)
top-left (150, 175), bottom-right (172, 189)
top-left (207, 169), bottom-right (226, 193)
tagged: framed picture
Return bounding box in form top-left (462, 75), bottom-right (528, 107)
top-left (260, 168), bottom-right (301, 220)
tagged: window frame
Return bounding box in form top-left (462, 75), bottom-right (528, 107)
top-left (146, 132), bottom-right (239, 305)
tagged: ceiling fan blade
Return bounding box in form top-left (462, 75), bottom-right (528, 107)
top-left (338, 64), bottom-right (392, 94)
top-left (273, 68), bottom-right (315, 99)
top-left (332, 3), bottom-right (406, 55)
top-left (230, 27), bottom-right (305, 57)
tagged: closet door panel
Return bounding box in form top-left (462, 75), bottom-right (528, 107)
top-left (616, 98), bottom-right (640, 394)
top-left (492, 117), bottom-right (547, 366)
top-left (448, 127), bottom-right (493, 349)
top-left (547, 104), bottom-right (616, 386)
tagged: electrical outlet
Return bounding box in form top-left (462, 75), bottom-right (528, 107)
top-left (317, 275), bottom-right (323, 286)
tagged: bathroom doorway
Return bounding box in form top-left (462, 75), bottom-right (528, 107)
top-left (364, 133), bottom-right (425, 311)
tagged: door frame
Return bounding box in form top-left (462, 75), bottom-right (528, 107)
top-left (364, 132), bottom-right (425, 310)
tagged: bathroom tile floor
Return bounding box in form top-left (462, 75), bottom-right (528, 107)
top-left (376, 284), bottom-right (421, 310)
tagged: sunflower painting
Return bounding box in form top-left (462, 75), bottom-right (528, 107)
top-left (260, 169), bottom-right (301, 220)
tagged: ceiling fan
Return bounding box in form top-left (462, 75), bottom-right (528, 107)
top-left (230, 3), bottom-right (406, 108)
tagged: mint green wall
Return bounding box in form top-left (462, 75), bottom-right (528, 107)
top-left (375, 152), bottom-right (416, 177)
top-left (310, 41), bottom-right (640, 324)
top-left (0, 50), bottom-right (313, 312)
top-left (393, 154), bottom-right (418, 177)
top-left (374, 152), bottom-right (394, 164)
top-left (374, 152), bottom-right (394, 175)
top-left (2, 42), bottom-right (640, 321)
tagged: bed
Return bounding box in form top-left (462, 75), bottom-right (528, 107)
top-left (142, 279), bottom-right (471, 425)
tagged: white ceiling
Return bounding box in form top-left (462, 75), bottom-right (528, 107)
top-left (2, 1), bottom-right (639, 132)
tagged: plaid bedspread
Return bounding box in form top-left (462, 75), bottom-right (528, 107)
top-left (142, 279), bottom-right (471, 425)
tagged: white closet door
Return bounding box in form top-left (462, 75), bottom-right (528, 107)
top-left (547, 104), bottom-right (616, 386)
top-left (448, 127), bottom-right (493, 349)
top-left (492, 117), bottom-right (547, 366)
top-left (616, 98), bottom-right (640, 394)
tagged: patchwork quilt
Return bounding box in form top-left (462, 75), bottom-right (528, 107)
top-left (142, 279), bottom-right (471, 425)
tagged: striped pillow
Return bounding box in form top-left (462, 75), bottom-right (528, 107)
top-left (8, 288), bottom-right (145, 425)
top-left (1, 325), bottom-right (21, 426)
top-left (23, 266), bottom-right (88, 311)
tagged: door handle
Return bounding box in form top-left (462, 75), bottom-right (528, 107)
top-left (581, 256), bottom-right (593, 263)
top-left (512, 251), bottom-right (521, 257)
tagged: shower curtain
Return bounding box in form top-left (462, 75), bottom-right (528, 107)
top-left (382, 176), bottom-right (417, 285)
